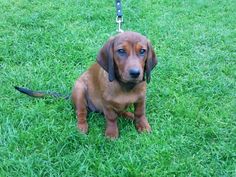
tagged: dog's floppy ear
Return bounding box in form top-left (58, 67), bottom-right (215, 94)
top-left (145, 41), bottom-right (157, 83)
top-left (97, 38), bottom-right (115, 82)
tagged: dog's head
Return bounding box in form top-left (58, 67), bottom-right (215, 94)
top-left (97, 31), bottom-right (157, 84)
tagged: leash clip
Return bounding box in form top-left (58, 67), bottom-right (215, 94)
top-left (116, 16), bottom-right (124, 33)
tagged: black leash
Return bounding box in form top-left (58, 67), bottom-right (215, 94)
top-left (115, 0), bottom-right (124, 33)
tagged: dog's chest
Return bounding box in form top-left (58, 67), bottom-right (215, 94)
top-left (109, 92), bottom-right (138, 103)
top-left (103, 88), bottom-right (143, 111)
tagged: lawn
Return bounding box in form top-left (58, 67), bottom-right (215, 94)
top-left (0, 0), bottom-right (235, 176)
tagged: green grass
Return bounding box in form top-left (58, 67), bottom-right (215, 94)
top-left (0, 0), bottom-right (235, 176)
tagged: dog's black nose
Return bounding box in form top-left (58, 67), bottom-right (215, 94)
top-left (129, 68), bottom-right (140, 78)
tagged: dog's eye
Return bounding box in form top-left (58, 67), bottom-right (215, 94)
top-left (117, 49), bottom-right (126, 55)
top-left (139, 49), bottom-right (146, 55)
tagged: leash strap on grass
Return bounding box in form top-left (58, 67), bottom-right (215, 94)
top-left (115, 0), bottom-right (122, 18)
top-left (115, 0), bottom-right (124, 33)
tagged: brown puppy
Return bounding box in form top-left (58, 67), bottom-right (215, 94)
top-left (72, 31), bottom-right (157, 138)
top-left (15, 31), bottom-right (157, 138)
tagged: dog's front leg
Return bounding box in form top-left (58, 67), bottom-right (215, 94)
top-left (103, 107), bottom-right (118, 139)
top-left (134, 99), bottom-right (151, 133)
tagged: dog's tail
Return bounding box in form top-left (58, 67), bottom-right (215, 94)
top-left (14, 86), bottom-right (71, 99)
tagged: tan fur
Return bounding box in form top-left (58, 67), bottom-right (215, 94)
top-left (72, 31), bottom-right (157, 138)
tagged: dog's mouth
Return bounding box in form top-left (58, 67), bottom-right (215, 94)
top-left (119, 77), bottom-right (142, 84)
top-left (117, 78), bottom-right (141, 89)
top-left (116, 70), bottom-right (143, 85)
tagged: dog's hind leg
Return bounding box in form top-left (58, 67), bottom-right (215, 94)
top-left (72, 82), bottom-right (88, 134)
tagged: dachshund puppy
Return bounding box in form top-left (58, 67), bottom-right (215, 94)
top-left (15, 31), bottom-right (157, 138)
top-left (72, 31), bottom-right (157, 138)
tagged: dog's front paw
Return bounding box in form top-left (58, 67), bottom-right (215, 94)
top-left (135, 118), bottom-right (151, 133)
top-left (78, 123), bottom-right (88, 134)
top-left (105, 125), bottom-right (119, 139)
